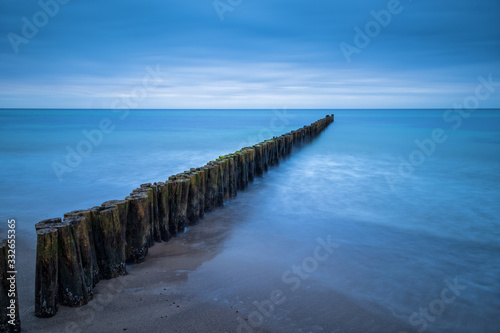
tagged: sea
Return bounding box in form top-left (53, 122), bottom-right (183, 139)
top-left (0, 109), bottom-right (499, 332)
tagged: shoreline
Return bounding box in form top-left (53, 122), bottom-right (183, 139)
top-left (19, 210), bottom-right (415, 333)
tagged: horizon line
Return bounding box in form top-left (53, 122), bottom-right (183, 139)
top-left (1, 108), bottom-right (499, 111)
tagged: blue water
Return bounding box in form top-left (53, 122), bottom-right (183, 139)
top-left (1, 109), bottom-right (499, 332)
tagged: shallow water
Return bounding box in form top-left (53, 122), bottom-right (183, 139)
top-left (1, 109), bottom-right (499, 332)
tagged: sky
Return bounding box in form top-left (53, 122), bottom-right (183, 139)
top-left (0, 0), bottom-right (499, 109)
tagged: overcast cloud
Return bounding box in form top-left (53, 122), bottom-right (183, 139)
top-left (0, 0), bottom-right (499, 108)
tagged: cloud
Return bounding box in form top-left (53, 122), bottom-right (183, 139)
top-left (0, 0), bottom-right (499, 108)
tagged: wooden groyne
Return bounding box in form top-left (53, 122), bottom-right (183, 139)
top-left (27, 114), bottom-right (333, 318)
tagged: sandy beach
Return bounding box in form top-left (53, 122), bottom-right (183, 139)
top-left (16, 202), bottom-right (415, 333)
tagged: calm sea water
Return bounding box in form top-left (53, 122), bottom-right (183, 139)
top-left (1, 109), bottom-right (499, 332)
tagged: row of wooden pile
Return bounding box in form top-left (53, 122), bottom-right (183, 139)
top-left (0, 114), bottom-right (334, 331)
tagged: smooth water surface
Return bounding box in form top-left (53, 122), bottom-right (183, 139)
top-left (1, 109), bottom-right (499, 332)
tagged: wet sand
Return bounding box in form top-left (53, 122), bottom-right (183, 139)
top-left (17, 204), bottom-right (415, 333)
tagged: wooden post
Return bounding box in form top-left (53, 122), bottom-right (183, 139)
top-left (216, 158), bottom-right (230, 200)
top-left (205, 164), bottom-right (217, 210)
top-left (125, 190), bottom-right (152, 263)
top-left (140, 183), bottom-right (161, 243)
top-left (201, 167), bottom-right (211, 212)
top-left (195, 168), bottom-right (206, 217)
top-left (64, 208), bottom-right (101, 286)
top-left (269, 139), bottom-right (278, 166)
top-left (175, 178), bottom-right (190, 231)
top-left (34, 219), bottom-right (60, 317)
top-left (244, 148), bottom-right (256, 183)
top-left (227, 156), bottom-right (237, 198)
top-left (156, 181), bottom-right (171, 241)
top-left (64, 216), bottom-right (93, 300)
top-left (56, 217), bottom-right (91, 307)
top-left (253, 144), bottom-right (263, 176)
top-left (183, 172), bottom-right (201, 226)
top-left (35, 217), bottom-right (91, 309)
top-left (262, 141), bottom-right (270, 172)
top-left (166, 179), bottom-right (179, 236)
top-left (215, 162), bottom-right (225, 206)
top-left (237, 152), bottom-right (248, 190)
top-left (285, 134), bottom-right (293, 156)
top-left (96, 203), bottom-right (127, 279)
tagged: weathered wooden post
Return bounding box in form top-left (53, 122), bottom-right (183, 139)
top-left (65, 216), bottom-right (93, 300)
top-left (201, 167), bottom-right (211, 212)
top-left (64, 208), bottom-right (101, 286)
top-left (175, 178), bottom-right (190, 231)
top-left (244, 148), bottom-right (256, 183)
top-left (215, 162), bottom-right (225, 206)
top-left (279, 135), bottom-right (286, 158)
top-left (167, 177), bottom-right (190, 234)
top-left (140, 183), bottom-right (161, 243)
top-left (285, 133), bottom-right (293, 156)
top-left (156, 181), bottom-right (172, 241)
top-left (34, 219), bottom-right (60, 318)
top-left (296, 128), bottom-right (302, 147)
top-left (263, 140), bottom-right (275, 167)
top-left (1, 239), bottom-right (21, 331)
top-left (291, 130), bottom-right (299, 147)
top-left (132, 186), bottom-right (155, 248)
top-left (125, 190), bottom-right (152, 263)
top-left (216, 158), bottom-right (230, 200)
top-left (165, 180), bottom-right (178, 236)
top-left (227, 156), bottom-right (237, 197)
top-left (270, 139), bottom-right (278, 165)
top-left (181, 172), bottom-right (199, 226)
top-left (253, 144), bottom-right (264, 176)
top-left (56, 217), bottom-right (91, 307)
top-left (36, 217), bottom-right (92, 309)
top-left (297, 129), bottom-right (302, 146)
top-left (262, 141), bottom-right (270, 172)
top-left (96, 202), bottom-right (127, 278)
top-left (235, 151), bottom-right (246, 190)
top-left (276, 136), bottom-right (285, 160)
top-left (194, 168), bottom-right (206, 214)
top-left (204, 164), bottom-right (218, 210)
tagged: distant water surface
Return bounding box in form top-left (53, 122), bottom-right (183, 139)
top-left (0, 109), bottom-right (499, 332)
